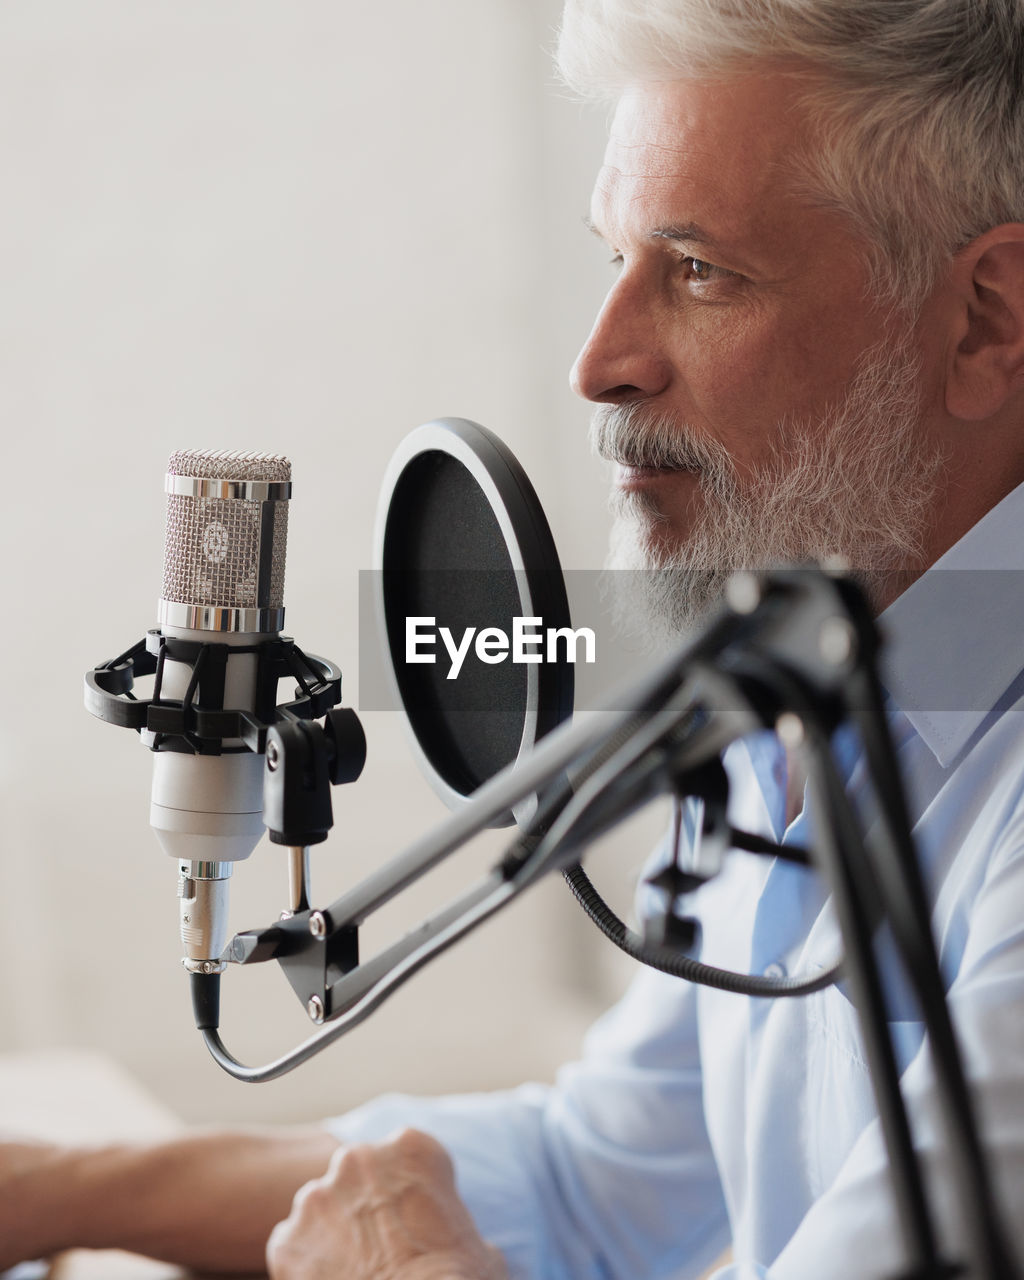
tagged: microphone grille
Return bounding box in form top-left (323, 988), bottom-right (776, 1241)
top-left (167, 449), bottom-right (292, 484)
top-left (161, 449), bottom-right (291, 620)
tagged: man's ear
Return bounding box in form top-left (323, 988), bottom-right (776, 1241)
top-left (946, 223), bottom-right (1024, 421)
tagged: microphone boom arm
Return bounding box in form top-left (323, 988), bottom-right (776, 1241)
top-left (91, 566), bottom-right (1016, 1280)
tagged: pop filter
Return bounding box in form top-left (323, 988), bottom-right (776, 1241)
top-left (374, 418), bottom-right (573, 826)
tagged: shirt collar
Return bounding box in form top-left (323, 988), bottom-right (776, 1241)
top-left (879, 480), bottom-right (1024, 768)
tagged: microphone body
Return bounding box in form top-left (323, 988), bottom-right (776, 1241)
top-left (150, 635), bottom-right (266, 864)
top-left (152, 450), bottom-right (291, 970)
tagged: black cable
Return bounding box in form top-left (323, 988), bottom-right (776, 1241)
top-left (562, 862), bottom-right (842, 997)
top-left (199, 873), bottom-right (520, 1083)
top-left (533, 666), bottom-right (836, 998)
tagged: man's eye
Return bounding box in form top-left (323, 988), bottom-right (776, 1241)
top-left (686, 257), bottom-right (716, 281)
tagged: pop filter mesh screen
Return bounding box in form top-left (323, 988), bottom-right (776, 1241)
top-left (383, 451), bottom-right (529, 796)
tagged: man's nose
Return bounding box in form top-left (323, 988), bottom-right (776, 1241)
top-left (570, 276), bottom-right (672, 404)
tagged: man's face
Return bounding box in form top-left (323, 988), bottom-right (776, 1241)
top-left (572, 73), bottom-right (947, 630)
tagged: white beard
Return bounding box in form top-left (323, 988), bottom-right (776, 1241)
top-left (591, 330), bottom-right (948, 645)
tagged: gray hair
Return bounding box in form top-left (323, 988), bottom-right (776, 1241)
top-left (557, 1), bottom-right (1024, 306)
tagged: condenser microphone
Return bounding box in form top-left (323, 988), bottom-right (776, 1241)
top-left (153, 449), bottom-right (292, 973)
top-left (87, 449), bottom-right (358, 995)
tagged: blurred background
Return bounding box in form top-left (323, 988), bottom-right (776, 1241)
top-left (0, 0), bottom-right (667, 1127)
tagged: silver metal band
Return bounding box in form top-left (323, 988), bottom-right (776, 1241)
top-left (158, 600), bottom-right (285, 633)
top-left (182, 958), bottom-right (227, 974)
top-left (179, 860), bottom-right (235, 881)
top-left (165, 474), bottom-right (293, 502)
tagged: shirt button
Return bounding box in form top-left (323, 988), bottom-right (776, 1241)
top-left (763, 961), bottom-right (787, 979)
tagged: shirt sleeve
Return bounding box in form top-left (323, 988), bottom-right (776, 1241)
top-left (325, 965), bottom-right (731, 1280)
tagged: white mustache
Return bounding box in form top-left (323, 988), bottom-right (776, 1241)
top-left (588, 402), bottom-right (735, 478)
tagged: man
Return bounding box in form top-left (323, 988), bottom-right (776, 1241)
top-left (6, 1), bottom-right (1024, 1276)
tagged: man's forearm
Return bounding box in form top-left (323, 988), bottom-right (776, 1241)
top-left (3, 1126), bottom-right (341, 1273)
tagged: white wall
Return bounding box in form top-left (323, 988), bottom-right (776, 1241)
top-left (0, 0), bottom-right (658, 1127)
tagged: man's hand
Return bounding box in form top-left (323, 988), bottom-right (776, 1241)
top-left (265, 1128), bottom-right (509, 1280)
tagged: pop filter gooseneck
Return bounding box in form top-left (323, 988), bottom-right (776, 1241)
top-left (374, 418), bottom-right (574, 826)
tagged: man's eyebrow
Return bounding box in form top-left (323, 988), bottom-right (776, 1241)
top-left (650, 223), bottom-right (724, 253)
top-left (582, 214), bottom-right (724, 254)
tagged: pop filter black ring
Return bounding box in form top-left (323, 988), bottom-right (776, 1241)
top-left (373, 418), bottom-right (574, 826)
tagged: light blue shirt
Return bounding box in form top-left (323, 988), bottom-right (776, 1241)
top-left (328, 483), bottom-right (1024, 1278)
